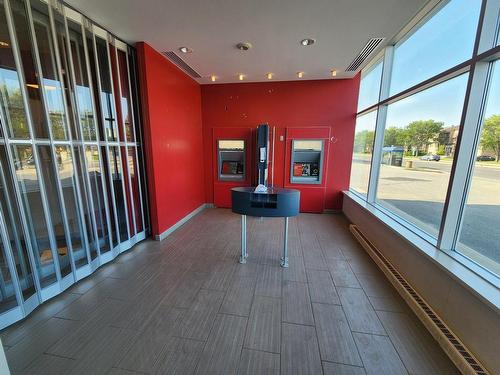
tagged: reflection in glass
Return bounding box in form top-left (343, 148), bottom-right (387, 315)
top-left (390, 0), bottom-right (480, 96)
top-left (52, 6), bottom-right (78, 140)
top-left (0, 217), bottom-right (18, 313)
top-left (357, 60), bottom-right (382, 112)
top-left (72, 146), bottom-right (96, 260)
top-left (350, 111), bottom-right (377, 195)
top-left (376, 74), bottom-right (468, 237)
top-left (117, 49), bottom-right (134, 142)
top-left (95, 37), bottom-right (117, 142)
top-left (128, 147), bottom-right (143, 233)
top-left (108, 146), bottom-right (128, 241)
top-left (10, 0), bottom-right (50, 138)
top-left (100, 146), bottom-right (117, 248)
top-left (120, 147), bottom-right (134, 235)
top-left (68, 20), bottom-right (95, 141)
top-left (10, 144), bottom-right (56, 287)
top-left (54, 146), bottom-right (87, 268)
top-left (31, 0), bottom-right (68, 140)
top-left (0, 145), bottom-right (35, 301)
top-left (37, 145), bottom-right (71, 276)
top-left (458, 61), bottom-right (500, 276)
top-left (86, 29), bottom-right (104, 141)
top-left (83, 146), bottom-right (110, 256)
top-left (0, 1), bottom-right (30, 139)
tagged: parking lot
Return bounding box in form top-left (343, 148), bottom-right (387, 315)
top-left (350, 154), bottom-right (500, 271)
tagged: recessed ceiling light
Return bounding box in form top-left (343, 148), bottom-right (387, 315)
top-left (331, 69), bottom-right (337, 77)
top-left (236, 42), bottom-right (252, 51)
top-left (239, 74), bottom-right (245, 81)
top-left (300, 38), bottom-right (315, 46)
top-left (211, 75), bottom-right (216, 82)
top-left (179, 46), bottom-right (192, 54)
top-left (0, 41), bottom-right (9, 47)
top-left (267, 73), bottom-right (273, 80)
top-left (297, 71), bottom-right (304, 78)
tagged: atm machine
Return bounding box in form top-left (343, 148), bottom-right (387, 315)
top-left (284, 127), bottom-right (330, 213)
top-left (231, 124), bottom-right (300, 267)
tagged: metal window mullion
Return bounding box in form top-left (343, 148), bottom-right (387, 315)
top-left (113, 43), bottom-right (137, 236)
top-left (106, 39), bottom-right (131, 240)
top-left (26, 0), bottom-right (75, 281)
top-left (438, 0), bottom-right (495, 250)
top-left (48, 2), bottom-right (92, 268)
top-left (3, 0), bottom-right (44, 298)
top-left (367, 46), bottom-right (394, 203)
top-left (63, 15), bottom-right (99, 262)
top-left (125, 48), bottom-right (145, 232)
top-left (91, 32), bottom-right (120, 248)
top-left (438, 62), bottom-right (491, 250)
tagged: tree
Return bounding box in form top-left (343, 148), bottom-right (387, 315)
top-left (354, 130), bottom-right (375, 153)
top-left (405, 120), bottom-right (443, 153)
top-left (384, 127), bottom-right (407, 148)
top-left (480, 114), bottom-right (500, 162)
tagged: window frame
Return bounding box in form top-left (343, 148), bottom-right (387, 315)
top-left (351, 0), bottom-right (500, 284)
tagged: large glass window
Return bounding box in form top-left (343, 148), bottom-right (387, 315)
top-left (83, 145), bottom-right (110, 256)
top-left (31, 0), bottom-right (68, 140)
top-left (390, 0), bottom-right (481, 96)
top-left (67, 20), bottom-right (95, 141)
top-left (350, 111), bottom-right (377, 195)
top-left (10, 0), bottom-right (50, 139)
top-left (54, 146), bottom-right (87, 269)
top-left (458, 61), bottom-right (500, 275)
top-left (0, 145), bottom-right (35, 301)
top-left (95, 37), bottom-right (118, 142)
top-left (357, 60), bottom-right (382, 112)
top-left (10, 145), bottom-right (57, 287)
top-left (0, 0), bottom-right (147, 328)
top-left (0, 1), bottom-right (30, 139)
top-left (37, 145), bottom-right (71, 277)
top-left (108, 146), bottom-right (128, 241)
top-left (376, 74), bottom-right (468, 237)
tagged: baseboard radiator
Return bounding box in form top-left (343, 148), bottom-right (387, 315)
top-left (349, 224), bottom-right (489, 375)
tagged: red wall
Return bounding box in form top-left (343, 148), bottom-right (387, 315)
top-left (136, 42), bottom-right (205, 237)
top-left (201, 78), bottom-right (360, 211)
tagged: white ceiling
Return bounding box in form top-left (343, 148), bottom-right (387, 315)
top-left (66, 0), bottom-right (428, 84)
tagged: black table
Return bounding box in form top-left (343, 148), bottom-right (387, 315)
top-left (231, 187), bottom-right (300, 267)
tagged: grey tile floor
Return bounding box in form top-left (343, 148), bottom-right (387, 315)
top-left (1, 208), bottom-right (459, 374)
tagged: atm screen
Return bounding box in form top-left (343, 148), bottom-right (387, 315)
top-left (221, 161), bottom-right (243, 175)
top-left (293, 162), bottom-right (319, 177)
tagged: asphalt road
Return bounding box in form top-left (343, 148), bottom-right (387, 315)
top-left (350, 155), bottom-right (500, 267)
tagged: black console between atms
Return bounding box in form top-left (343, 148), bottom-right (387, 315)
top-left (231, 187), bottom-right (299, 217)
top-left (231, 124), bottom-right (300, 267)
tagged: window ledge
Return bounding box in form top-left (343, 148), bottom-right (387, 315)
top-left (343, 191), bottom-right (500, 311)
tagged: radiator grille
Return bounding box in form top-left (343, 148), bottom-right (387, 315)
top-left (349, 224), bottom-right (490, 375)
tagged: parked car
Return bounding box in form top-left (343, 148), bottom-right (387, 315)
top-left (476, 155), bottom-right (495, 161)
top-left (420, 154), bottom-right (440, 161)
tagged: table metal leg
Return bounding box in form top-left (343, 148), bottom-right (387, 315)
top-left (280, 216), bottom-right (289, 268)
top-left (240, 214), bottom-right (247, 264)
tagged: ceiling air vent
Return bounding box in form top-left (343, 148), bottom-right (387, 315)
top-left (162, 51), bottom-right (202, 78)
top-left (346, 37), bottom-right (385, 72)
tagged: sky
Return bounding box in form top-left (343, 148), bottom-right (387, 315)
top-left (357, 0), bottom-right (493, 129)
